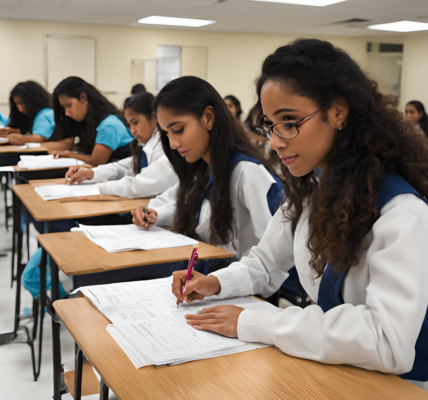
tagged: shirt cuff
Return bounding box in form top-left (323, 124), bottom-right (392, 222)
top-left (91, 168), bottom-right (104, 183)
top-left (237, 309), bottom-right (282, 345)
top-left (207, 268), bottom-right (238, 300)
top-left (98, 183), bottom-right (107, 195)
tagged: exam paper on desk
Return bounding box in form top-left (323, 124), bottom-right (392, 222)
top-left (77, 277), bottom-right (273, 368)
top-left (79, 224), bottom-right (198, 252)
top-left (34, 184), bottom-right (100, 200)
top-left (18, 154), bottom-right (85, 169)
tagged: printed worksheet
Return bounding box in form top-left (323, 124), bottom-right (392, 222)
top-left (34, 183), bottom-right (100, 200)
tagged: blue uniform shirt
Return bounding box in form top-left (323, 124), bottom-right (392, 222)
top-left (95, 115), bottom-right (133, 151)
top-left (32, 108), bottom-right (55, 139)
top-left (0, 111), bottom-right (9, 127)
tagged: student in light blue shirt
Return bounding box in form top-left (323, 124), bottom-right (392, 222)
top-left (49, 76), bottom-right (133, 166)
top-left (0, 81), bottom-right (55, 145)
top-left (0, 110), bottom-right (8, 127)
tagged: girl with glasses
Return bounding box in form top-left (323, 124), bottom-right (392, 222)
top-left (174, 39), bottom-right (428, 390)
top-left (132, 76), bottom-right (283, 265)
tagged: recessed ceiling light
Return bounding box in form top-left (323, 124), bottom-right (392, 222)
top-left (250, 0), bottom-right (346, 6)
top-left (368, 20), bottom-right (428, 32)
top-left (137, 16), bottom-right (215, 28)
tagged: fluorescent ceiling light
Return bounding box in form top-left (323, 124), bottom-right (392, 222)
top-left (250, 0), bottom-right (346, 6)
top-left (137, 16), bottom-right (215, 28)
top-left (368, 20), bottom-right (428, 32)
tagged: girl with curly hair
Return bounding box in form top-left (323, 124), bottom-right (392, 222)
top-left (175, 39), bottom-right (428, 389)
top-left (132, 76), bottom-right (283, 263)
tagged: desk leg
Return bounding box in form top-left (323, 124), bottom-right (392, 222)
top-left (51, 257), bottom-right (66, 399)
top-left (74, 344), bottom-right (83, 400)
top-left (100, 378), bottom-right (109, 400)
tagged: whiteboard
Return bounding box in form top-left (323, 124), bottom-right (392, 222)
top-left (45, 35), bottom-right (96, 93)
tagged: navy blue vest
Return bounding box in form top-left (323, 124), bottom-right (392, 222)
top-left (195, 152), bottom-right (284, 226)
top-left (318, 173), bottom-right (428, 382)
top-left (140, 146), bottom-right (148, 170)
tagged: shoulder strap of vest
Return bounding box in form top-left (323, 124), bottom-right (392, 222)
top-left (375, 173), bottom-right (427, 208)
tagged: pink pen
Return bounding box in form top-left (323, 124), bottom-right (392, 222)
top-left (177, 245), bottom-right (199, 309)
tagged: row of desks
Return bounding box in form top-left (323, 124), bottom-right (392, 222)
top-left (2, 151), bottom-right (428, 399)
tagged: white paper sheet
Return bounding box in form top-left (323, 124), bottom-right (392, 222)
top-left (79, 224), bottom-right (198, 253)
top-left (0, 137), bottom-right (8, 144)
top-left (19, 143), bottom-right (41, 149)
top-left (76, 277), bottom-right (274, 368)
top-left (34, 183), bottom-right (100, 201)
top-left (0, 166), bottom-right (14, 172)
top-left (18, 154), bottom-right (84, 170)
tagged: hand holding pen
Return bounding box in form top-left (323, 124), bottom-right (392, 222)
top-left (131, 203), bottom-right (158, 229)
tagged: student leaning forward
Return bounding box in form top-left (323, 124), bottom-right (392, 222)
top-left (172, 39), bottom-right (428, 391)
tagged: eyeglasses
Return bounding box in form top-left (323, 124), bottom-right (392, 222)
top-left (254, 108), bottom-right (322, 140)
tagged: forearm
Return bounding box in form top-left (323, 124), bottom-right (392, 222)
top-left (44, 138), bottom-right (74, 151)
top-left (68, 152), bottom-right (109, 166)
top-left (22, 134), bottom-right (47, 143)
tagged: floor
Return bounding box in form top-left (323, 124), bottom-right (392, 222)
top-left (0, 186), bottom-right (117, 400)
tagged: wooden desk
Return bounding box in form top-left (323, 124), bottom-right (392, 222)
top-left (0, 145), bottom-right (48, 166)
top-left (13, 179), bottom-right (147, 221)
top-left (0, 144), bottom-right (48, 154)
top-left (54, 297), bottom-right (428, 400)
top-left (38, 232), bottom-right (233, 275)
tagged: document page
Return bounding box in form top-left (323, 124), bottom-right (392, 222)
top-left (78, 277), bottom-right (274, 368)
top-left (18, 154), bottom-right (85, 169)
top-left (79, 224), bottom-right (198, 252)
top-left (34, 183), bottom-right (100, 200)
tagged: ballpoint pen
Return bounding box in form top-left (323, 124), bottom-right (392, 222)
top-left (141, 202), bottom-right (149, 220)
top-left (177, 245), bottom-right (199, 309)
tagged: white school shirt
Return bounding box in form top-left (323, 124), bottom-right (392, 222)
top-left (87, 132), bottom-right (178, 198)
top-left (208, 193), bottom-right (428, 388)
top-left (149, 161), bottom-right (277, 260)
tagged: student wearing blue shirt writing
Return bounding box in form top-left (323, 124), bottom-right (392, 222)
top-left (0, 81), bottom-right (55, 145)
top-left (50, 76), bottom-right (133, 166)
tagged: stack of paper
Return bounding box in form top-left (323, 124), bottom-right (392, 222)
top-left (18, 154), bottom-right (85, 169)
top-left (35, 184), bottom-right (101, 201)
top-left (78, 277), bottom-right (273, 368)
top-left (19, 143), bottom-right (41, 149)
top-left (79, 224), bottom-right (199, 252)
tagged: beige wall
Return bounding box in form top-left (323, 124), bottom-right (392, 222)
top-left (0, 18), bottom-right (370, 118)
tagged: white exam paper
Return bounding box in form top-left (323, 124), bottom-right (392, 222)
top-left (34, 184), bottom-right (100, 201)
top-left (18, 154), bottom-right (84, 170)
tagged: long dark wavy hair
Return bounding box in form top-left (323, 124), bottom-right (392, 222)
top-left (124, 92), bottom-right (156, 174)
top-left (8, 81), bottom-right (52, 133)
top-left (407, 100), bottom-right (428, 137)
top-left (154, 76), bottom-right (265, 245)
top-left (256, 38), bottom-right (428, 277)
top-left (50, 77), bottom-right (126, 154)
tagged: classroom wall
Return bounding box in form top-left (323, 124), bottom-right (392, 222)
top-left (0, 18), bottom-right (369, 118)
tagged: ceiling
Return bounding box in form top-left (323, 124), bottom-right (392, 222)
top-left (0, 0), bottom-right (428, 37)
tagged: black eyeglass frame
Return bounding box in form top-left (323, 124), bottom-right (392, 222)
top-left (254, 108), bottom-right (322, 140)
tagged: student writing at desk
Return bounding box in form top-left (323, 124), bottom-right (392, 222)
top-left (49, 76), bottom-right (133, 165)
top-left (132, 76), bottom-right (283, 270)
top-left (172, 39), bottom-right (428, 391)
top-left (0, 81), bottom-right (55, 145)
top-left (63, 91), bottom-right (178, 198)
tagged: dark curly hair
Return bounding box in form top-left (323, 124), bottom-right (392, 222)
top-left (256, 38), bottom-right (428, 277)
top-left (8, 81), bottom-right (52, 134)
top-left (50, 77), bottom-right (127, 154)
top-left (154, 76), bottom-right (265, 246)
top-left (124, 91), bottom-right (156, 174)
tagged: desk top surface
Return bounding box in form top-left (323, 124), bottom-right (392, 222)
top-left (38, 232), bottom-right (233, 275)
top-left (14, 165), bottom-right (70, 172)
top-left (0, 145), bottom-right (48, 154)
top-left (13, 178), bottom-right (147, 221)
top-left (54, 298), bottom-right (428, 400)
